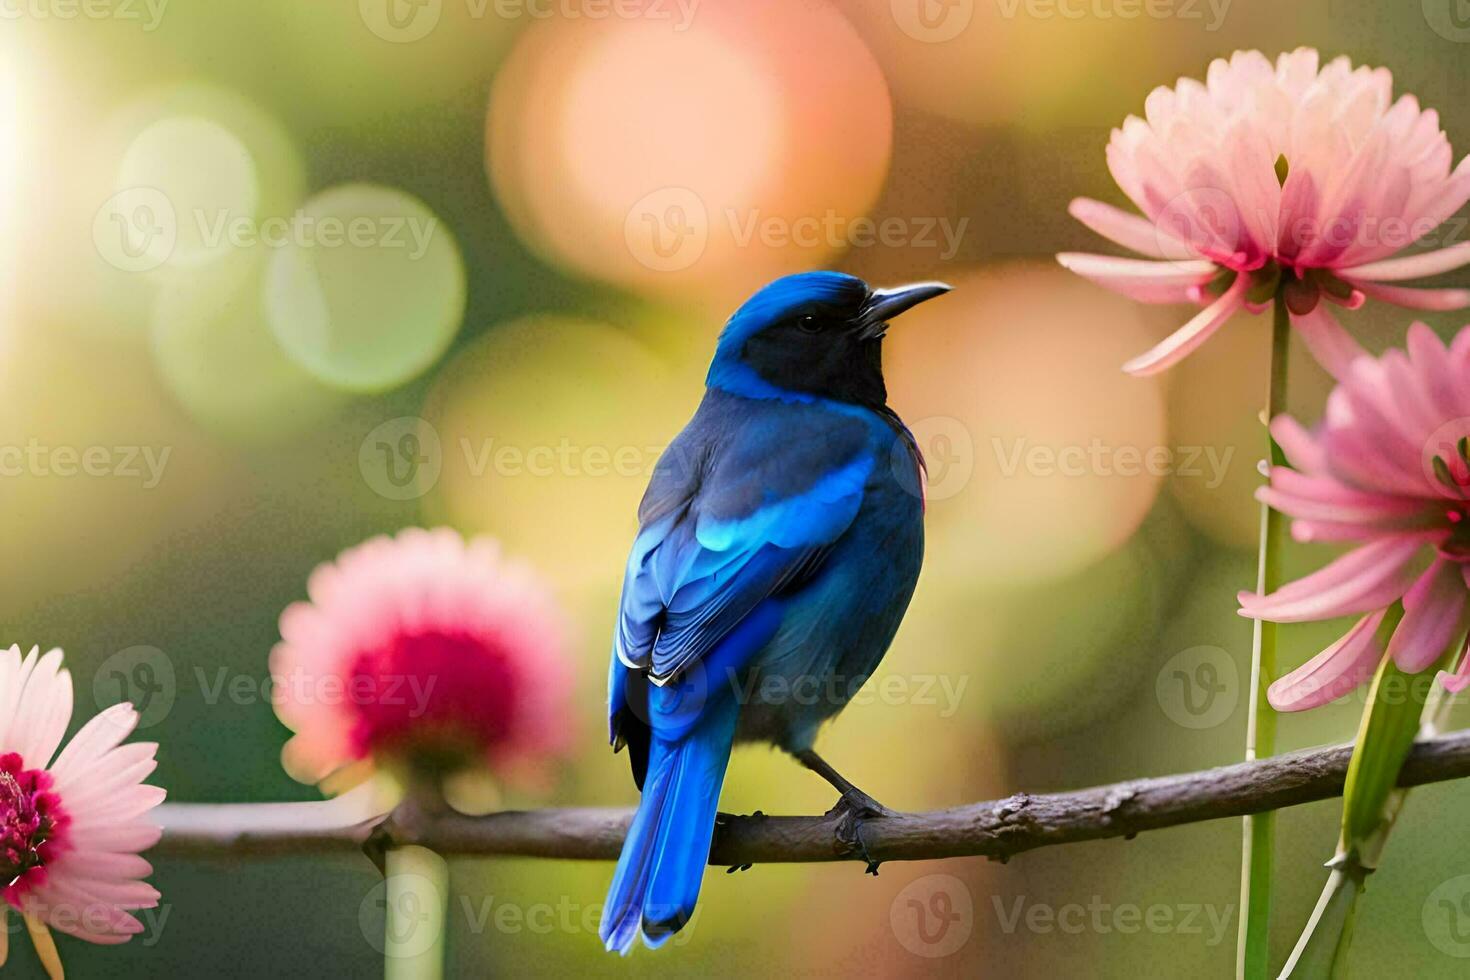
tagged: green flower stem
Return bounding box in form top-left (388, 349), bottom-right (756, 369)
top-left (385, 778), bottom-right (450, 980)
top-left (1239, 296), bottom-right (1292, 979)
top-left (384, 844), bottom-right (449, 980)
top-left (1279, 626), bottom-right (1466, 978)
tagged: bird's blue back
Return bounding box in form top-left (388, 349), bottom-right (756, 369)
top-left (601, 272), bottom-right (928, 953)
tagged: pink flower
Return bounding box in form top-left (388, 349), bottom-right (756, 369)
top-left (270, 528), bottom-right (573, 791)
top-left (1059, 48), bottom-right (1470, 377)
top-left (0, 645), bottom-right (164, 975)
top-left (1239, 324), bottom-right (1470, 709)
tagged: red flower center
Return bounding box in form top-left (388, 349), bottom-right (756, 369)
top-left (1441, 506), bottom-right (1470, 562)
top-left (0, 752), bottom-right (66, 904)
top-left (346, 629), bottom-right (521, 772)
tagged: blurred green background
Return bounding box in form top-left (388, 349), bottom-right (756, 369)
top-left (7, 0), bottom-right (1470, 976)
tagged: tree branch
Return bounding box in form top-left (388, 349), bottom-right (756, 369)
top-left (153, 728), bottom-right (1470, 865)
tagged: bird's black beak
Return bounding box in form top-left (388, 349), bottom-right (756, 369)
top-left (857, 281), bottom-right (952, 340)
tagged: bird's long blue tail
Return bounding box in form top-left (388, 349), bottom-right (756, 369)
top-left (599, 697), bottom-right (739, 954)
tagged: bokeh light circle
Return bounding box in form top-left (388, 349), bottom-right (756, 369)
top-left (265, 183), bottom-right (466, 392)
top-left (117, 116), bottom-right (261, 270)
top-left (487, 0), bottom-right (893, 301)
top-left (845, 0), bottom-right (1164, 128)
top-left (28, 82), bottom-right (304, 340)
top-left (885, 262), bottom-right (1170, 586)
top-left (423, 315), bottom-right (691, 595)
top-left (151, 252), bottom-right (344, 443)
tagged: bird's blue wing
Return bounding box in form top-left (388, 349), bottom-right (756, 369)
top-left (642, 452), bottom-right (871, 680)
top-left (608, 396), bottom-right (875, 755)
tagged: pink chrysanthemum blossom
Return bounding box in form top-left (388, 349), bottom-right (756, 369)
top-left (1059, 48), bottom-right (1470, 377)
top-left (270, 528), bottom-right (573, 791)
top-left (1239, 324), bottom-right (1470, 709)
top-left (0, 645), bottom-right (164, 977)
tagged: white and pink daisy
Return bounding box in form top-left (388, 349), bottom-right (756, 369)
top-left (1239, 323), bottom-right (1470, 708)
top-left (1059, 48), bottom-right (1470, 377)
top-left (0, 645), bottom-right (164, 978)
top-left (270, 527), bottom-right (573, 794)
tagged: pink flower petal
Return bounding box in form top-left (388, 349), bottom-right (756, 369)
top-left (1338, 241), bottom-right (1470, 282)
top-left (1289, 303), bottom-right (1370, 380)
top-left (1268, 609), bottom-right (1388, 711)
top-left (270, 527), bottom-right (573, 793)
top-left (1259, 467), bottom-right (1438, 527)
top-left (1439, 643), bottom-right (1470, 692)
top-left (1349, 280), bottom-right (1470, 311)
top-left (1237, 535), bottom-right (1424, 622)
top-left (47, 703), bottom-right (139, 790)
top-left (1067, 197), bottom-right (1190, 259)
top-left (1289, 522), bottom-right (1442, 545)
top-left (1268, 416), bottom-right (1328, 474)
top-left (1387, 558), bottom-right (1470, 672)
top-left (1401, 155), bottom-right (1470, 241)
top-left (0, 647), bottom-right (72, 767)
top-left (1121, 273), bottom-right (1247, 375)
top-left (1055, 252), bottom-right (1217, 304)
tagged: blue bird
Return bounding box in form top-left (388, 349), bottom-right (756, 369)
top-left (599, 271), bottom-right (950, 953)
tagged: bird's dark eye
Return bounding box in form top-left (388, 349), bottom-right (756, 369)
top-left (796, 315), bottom-right (822, 334)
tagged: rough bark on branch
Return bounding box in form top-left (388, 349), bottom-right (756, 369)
top-left (152, 728), bottom-right (1470, 865)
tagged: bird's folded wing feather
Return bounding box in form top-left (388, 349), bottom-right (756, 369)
top-left (614, 406), bottom-right (875, 684)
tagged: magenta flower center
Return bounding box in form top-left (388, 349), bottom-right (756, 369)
top-left (0, 752), bottom-right (66, 902)
top-left (1441, 505), bottom-right (1470, 562)
top-left (347, 629), bottom-right (521, 770)
top-left (1430, 447), bottom-right (1470, 561)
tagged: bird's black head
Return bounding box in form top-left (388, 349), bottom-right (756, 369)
top-left (707, 272), bottom-right (951, 406)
